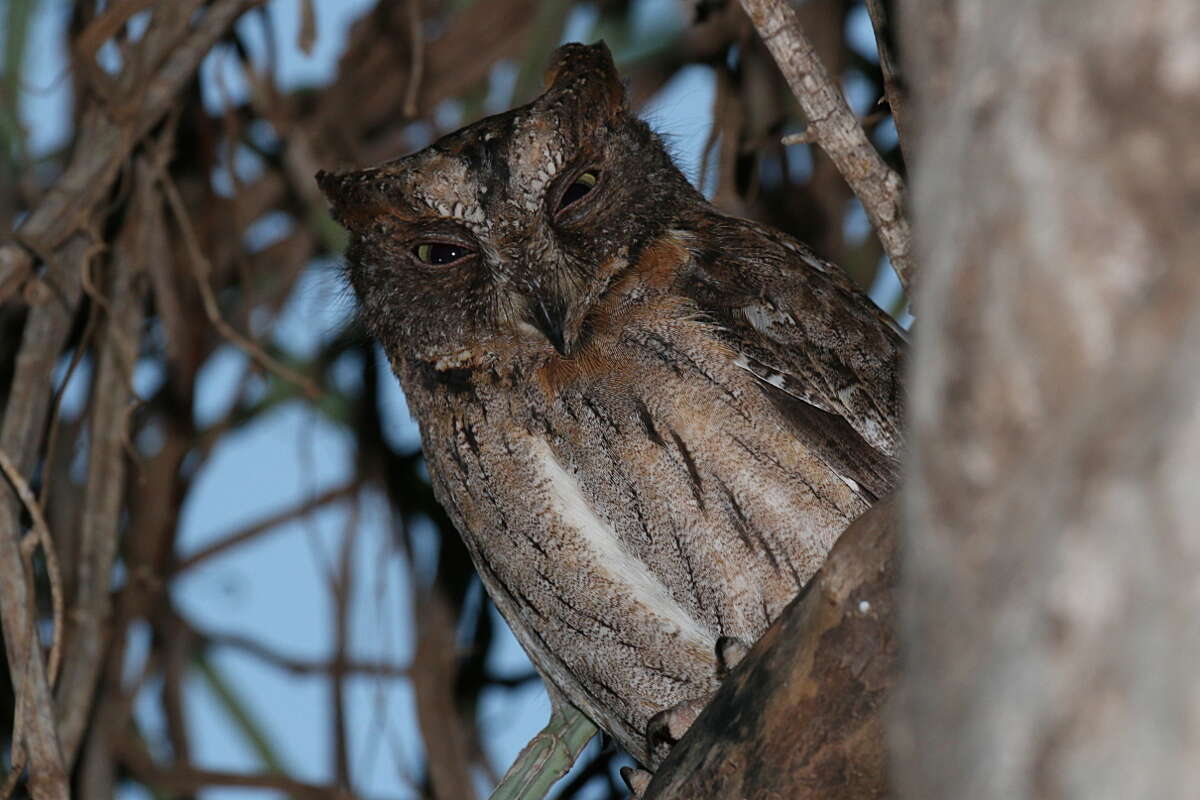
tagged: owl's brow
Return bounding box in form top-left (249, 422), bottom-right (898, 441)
top-left (503, 115), bottom-right (573, 211)
top-left (410, 192), bottom-right (488, 226)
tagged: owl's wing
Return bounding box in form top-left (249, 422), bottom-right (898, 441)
top-left (680, 216), bottom-right (906, 469)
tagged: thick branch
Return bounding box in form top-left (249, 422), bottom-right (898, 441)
top-left (899, 1), bottom-right (1200, 797)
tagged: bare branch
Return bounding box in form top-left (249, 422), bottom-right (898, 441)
top-left (172, 482), bottom-right (358, 573)
top-left (737, 0), bottom-right (917, 292)
top-left (0, 450), bottom-right (64, 688)
top-left (863, 0), bottom-right (914, 165)
top-left (330, 501), bottom-right (360, 790)
top-left (0, 445), bottom-right (67, 800)
top-left (154, 163), bottom-right (323, 400)
top-left (1, 0), bottom-right (264, 295)
top-left (199, 627), bottom-right (411, 679)
top-left (53, 156), bottom-right (155, 766)
top-left (0, 234), bottom-right (92, 800)
top-left (412, 588), bottom-right (479, 799)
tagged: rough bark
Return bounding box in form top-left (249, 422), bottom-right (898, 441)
top-left (645, 499), bottom-right (897, 800)
top-left (897, 1), bottom-right (1200, 798)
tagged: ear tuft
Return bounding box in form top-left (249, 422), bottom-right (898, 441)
top-left (542, 41), bottom-right (625, 115)
top-left (315, 168), bottom-right (391, 233)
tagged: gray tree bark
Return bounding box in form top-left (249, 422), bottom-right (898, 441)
top-left (896, 1), bottom-right (1200, 798)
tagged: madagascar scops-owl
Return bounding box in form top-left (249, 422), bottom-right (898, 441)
top-left (318, 42), bottom-right (904, 767)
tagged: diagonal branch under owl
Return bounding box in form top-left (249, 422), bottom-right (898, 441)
top-left (317, 41), bottom-right (904, 770)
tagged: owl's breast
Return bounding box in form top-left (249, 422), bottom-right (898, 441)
top-left (533, 306), bottom-right (872, 626)
top-left (408, 303), bottom-right (877, 764)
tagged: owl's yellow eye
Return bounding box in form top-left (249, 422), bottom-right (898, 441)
top-left (414, 242), bottom-right (472, 265)
top-left (557, 171), bottom-right (599, 214)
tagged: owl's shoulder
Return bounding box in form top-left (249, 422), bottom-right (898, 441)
top-left (671, 214), bottom-right (907, 457)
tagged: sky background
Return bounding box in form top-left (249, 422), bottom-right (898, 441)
top-left (14, 1), bottom-right (899, 797)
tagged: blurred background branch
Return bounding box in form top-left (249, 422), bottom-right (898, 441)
top-left (0, 1), bottom-right (909, 798)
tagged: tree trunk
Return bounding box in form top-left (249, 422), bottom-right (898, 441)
top-left (896, 1), bottom-right (1200, 798)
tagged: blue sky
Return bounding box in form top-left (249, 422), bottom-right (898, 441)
top-left (16, 1), bottom-right (898, 797)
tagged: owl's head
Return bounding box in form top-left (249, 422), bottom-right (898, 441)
top-left (317, 42), bottom-right (701, 372)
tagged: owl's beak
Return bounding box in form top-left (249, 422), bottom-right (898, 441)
top-left (525, 251), bottom-right (630, 357)
top-left (528, 294), bottom-right (573, 357)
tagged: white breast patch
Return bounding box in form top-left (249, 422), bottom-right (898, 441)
top-left (533, 438), bottom-right (716, 649)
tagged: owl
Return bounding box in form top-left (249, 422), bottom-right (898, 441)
top-left (317, 42), bottom-right (904, 768)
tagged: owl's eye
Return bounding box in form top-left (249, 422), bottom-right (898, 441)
top-left (557, 171), bottom-right (599, 214)
top-left (414, 242), bottom-right (473, 265)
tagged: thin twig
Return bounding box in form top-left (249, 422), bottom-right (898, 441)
top-left (171, 481), bottom-right (357, 573)
top-left (153, 163), bottom-right (323, 400)
top-left (37, 222), bottom-right (107, 510)
top-left (864, 0), bottom-right (914, 166)
top-left (403, 0), bottom-right (424, 118)
top-left (296, 0), bottom-right (317, 54)
top-left (738, 0), bottom-right (917, 292)
top-left (782, 107), bottom-right (889, 146)
top-left (200, 627), bottom-right (411, 679)
top-left (35, 279), bottom-right (98, 511)
top-left (780, 129), bottom-right (818, 146)
top-left (330, 499), bottom-right (360, 790)
top-left (2, 450), bottom-right (64, 686)
top-left (696, 75), bottom-right (722, 196)
top-left (0, 448), bottom-right (66, 799)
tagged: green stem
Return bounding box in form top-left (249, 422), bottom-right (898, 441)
top-left (489, 703), bottom-right (598, 800)
top-left (195, 652), bottom-right (291, 775)
top-left (1, 0), bottom-right (34, 165)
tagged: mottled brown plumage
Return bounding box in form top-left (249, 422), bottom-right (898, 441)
top-left (317, 42), bottom-right (904, 767)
